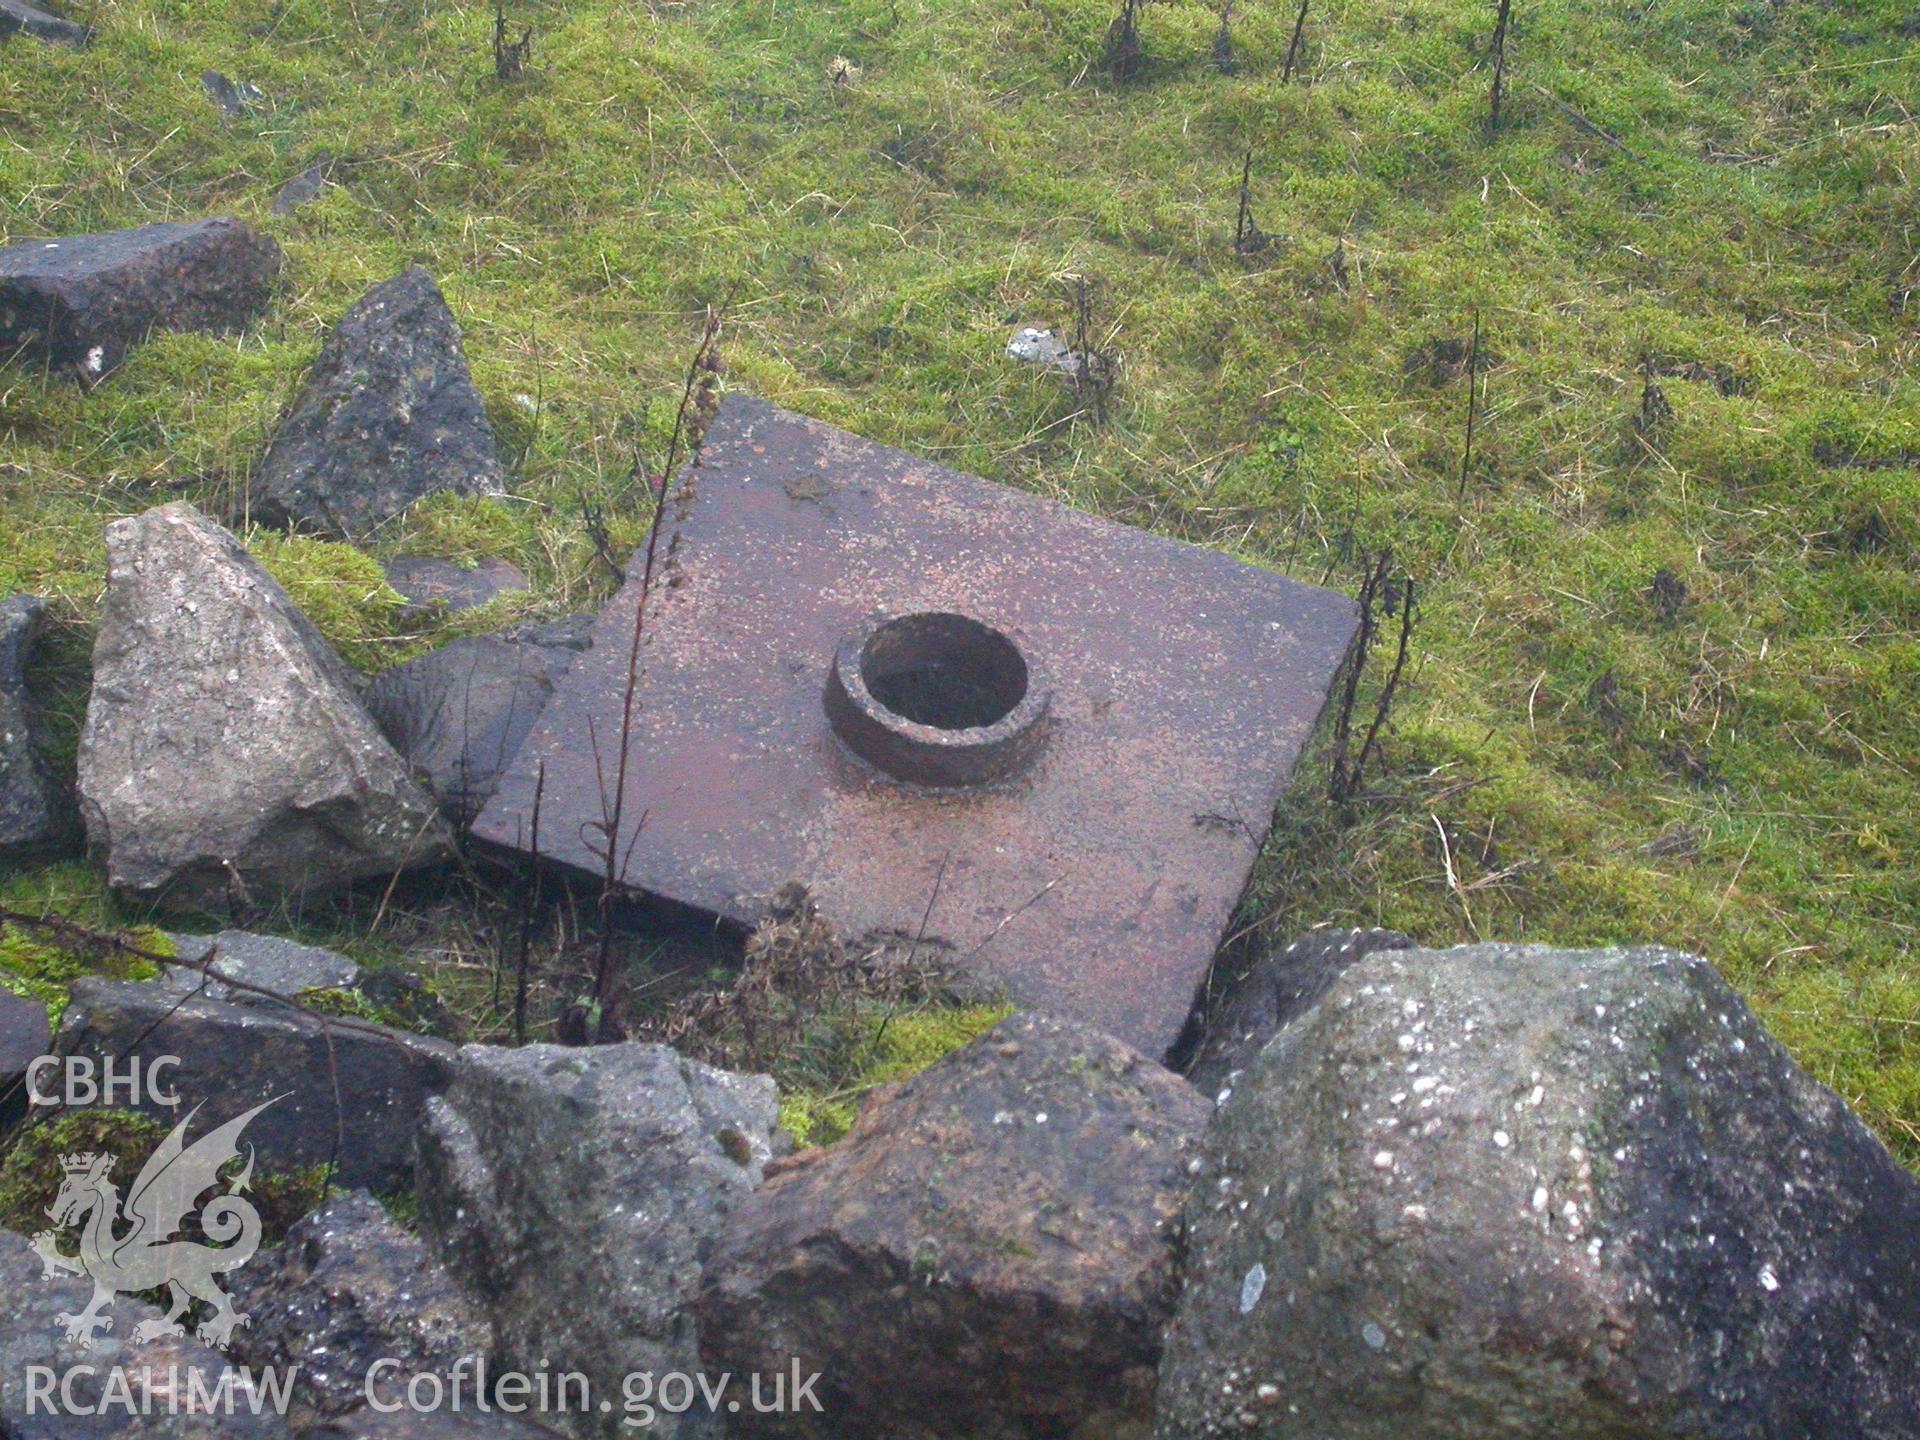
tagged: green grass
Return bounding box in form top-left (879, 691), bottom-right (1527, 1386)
top-left (1, 0), bottom-right (1916, 1160)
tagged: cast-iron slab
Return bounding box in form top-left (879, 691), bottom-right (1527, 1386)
top-left (473, 396), bottom-right (1359, 1058)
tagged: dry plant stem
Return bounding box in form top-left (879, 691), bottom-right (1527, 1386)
top-left (514, 759), bottom-right (546, 1044)
top-left (1328, 551), bottom-right (1416, 803)
top-left (1488, 0), bottom-right (1515, 128)
top-left (1283, 0), bottom-right (1310, 83)
top-left (588, 303), bottom-right (728, 1023)
top-left (1457, 308), bottom-right (1482, 504)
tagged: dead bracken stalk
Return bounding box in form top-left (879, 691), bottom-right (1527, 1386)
top-left (646, 883), bottom-right (924, 1075)
top-left (513, 759), bottom-right (546, 1044)
top-left (582, 300), bottom-right (731, 1040)
top-left (1069, 274), bottom-right (1116, 426)
top-left (1488, 0), bottom-right (1514, 129)
top-left (1282, 0), bottom-right (1310, 83)
top-left (1327, 550), bottom-right (1417, 805)
top-left (1104, 0), bottom-right (1144, 83)
top-left (1233, 149), bottom-right (1270, 256)
top-left (1212, 0), bottom-right (1236, 75)
top-left (1457, 309), bottom-right (1483, 503)
top-left (492, 0), bottom-right (532, 80)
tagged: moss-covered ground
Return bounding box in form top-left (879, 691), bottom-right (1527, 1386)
top-left (1, 0), bottom-right (1916, 1158)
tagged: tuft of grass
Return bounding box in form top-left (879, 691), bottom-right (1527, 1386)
top-left (778, 1003), bottom-right (1015, 1149)
top-left (248, 533), bottom-right (425, 673)
top-left (0, 893), bottom-right (170, 1027)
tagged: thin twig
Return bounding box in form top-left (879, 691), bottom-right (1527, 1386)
top-left (1282, 0), bottom-right (1311, 83)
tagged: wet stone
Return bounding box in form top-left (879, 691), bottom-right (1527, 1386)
top-left (0, 0), bottom-right (91, 47)
top-left (0, 219), bottom-right (280, 378)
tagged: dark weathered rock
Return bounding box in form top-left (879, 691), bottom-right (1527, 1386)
top-left (364, 620), bottom-right (588, 825)
top-left (269, 154), bottom-right (332, 217)
top-left (0, 219), bottom-right (278, 378)
top-left (0, 594), bottom-right (71, 860)
top-left (0, 991), bottom-right (51, 1132)
top-left (700, 1011), bottom-right (1209, 1440)
top-left (56, 976), bottom-right (456, 1191)
top-left (201, 70), bottom-right (263, 117)
top-left (1185, 927), bottom-right (1415, 1098)
top-left (251, 269), bottom-right (503, 540)
top-left (417, 1043), bottom-right (778, 1439)
top-left (156, 930), bottom-right (359, 1007)
top-left (0, 1229), bottom-right (295, 1437)
top-left (310, 1407), bottom-right (563, 1438)
top-left (77, 504), bottom-right (452, 914)
top-left (1156, 943), bottom-right (1920, 1440)
top-left (384, 556), bottom-right (528, 617)
top-left (0, 0), bottom-right (90, 48)
top-left (228, 1191), bottom-right (491, 1424)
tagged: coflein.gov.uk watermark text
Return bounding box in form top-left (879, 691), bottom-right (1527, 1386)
top-left (27, 1357), bottom-right (825, 1428)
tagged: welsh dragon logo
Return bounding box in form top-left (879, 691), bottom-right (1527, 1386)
top-left (29, 1099), bottom-right (278, 1350)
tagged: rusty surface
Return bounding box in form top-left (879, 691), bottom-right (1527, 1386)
top-left (472, 396), bottom-right (1359, 1058)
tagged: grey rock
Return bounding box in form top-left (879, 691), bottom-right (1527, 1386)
top-left (228, 1191), bottom-right (491, 1423)
top-left (250, 269), bottom-right (503, 540)
top-left (77, 504), bottom-right (452, 915)
top-left (0, 0), bottom-right (90, 48)
top-left (55, 975), bottom-right (457, 1191)
top-left (0, 991), bottom-right (51, 1131)
top-left (0, 1228), bottom-right (294, 1437)
top-left (417, 1043), bottom-right (778, 1439)
top-left (0, 595), bottom-right (71, 860)
top-left (1005, 325), bottom-right (1111, 383)
top-left (269, 154), bottom-right (332, 217)
top-left (384, 556), bottom-right (528, 618)
top-left (155, 930), bottom-right (360, 1007)
top-left (201, 71), bottom-right (264, 117)
top-left (0, 219), bottom-right (278, 378)
top-left (700, 1010), bottom-right (1208, 1440)
top-left (1185, 927), bottom-right (1415, 1098)
top-left (1155, 942), bottom-right (1920, 1440)
top-left (310, 1406), bottom-right (563, 1438)
top-left (364, 623), bottom-right (587, 825)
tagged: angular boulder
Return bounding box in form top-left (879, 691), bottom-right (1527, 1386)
top-left (699, 1011), bottom-right (1210, 1440)
top-left (0, 0), bottom-right (92, 45)
top-left (55, 975), bottom-right (457, 1190)
top-left (0, 594), bottom-right (70, 860)
top-left (364, 618), bottom-right (590, 824)
top-left (417, 1043), bottom-right (778, 1439)
top-left (0, 1228), bottom-right (295, 1437)
top-left (250, 269), bottom-right (503, 540)
top-left (1185, 927), bottom-right (1414, 1097)
top-left (155, 929), bottom-right (360, 1007)
top-left (229, 1190), bottom-right (491, 1424)
top-left (0, 219), bottom-right (278, 378)
top-left (1155, 943), bottom-right (1920, 1440)
top-left (77, 504), bottom-right (452, 914)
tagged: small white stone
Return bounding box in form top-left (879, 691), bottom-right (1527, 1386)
top-left (1239, 1263), bottom-right (1267, 1314)
top-left (1493, 1130), bottom-right (1512, 1149)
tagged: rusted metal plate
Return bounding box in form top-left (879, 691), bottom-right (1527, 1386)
top-left (472, 396), bottom-right (1359, 1059)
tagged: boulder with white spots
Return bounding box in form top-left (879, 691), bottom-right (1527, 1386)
top-left (0, 219), bottom-right (279, 379)
top-left (1155, 943), bottom-right (1920, 1439)
top-left (1185, 927), bottom-right (1414, 1097)
top-left (699, 1011), bottom-right (1209, 1440)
